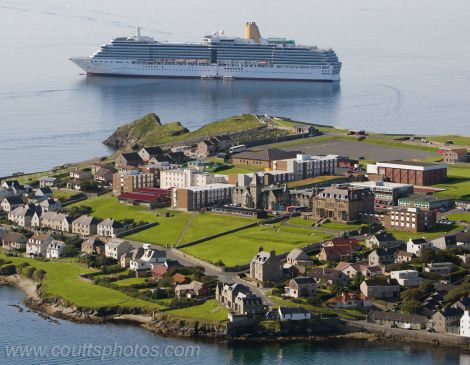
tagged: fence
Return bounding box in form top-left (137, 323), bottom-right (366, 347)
top-left (119, 222), bottom-right (159, 238)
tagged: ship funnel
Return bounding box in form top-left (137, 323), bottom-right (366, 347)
top-left (244, 22), bottom-right (261, 43)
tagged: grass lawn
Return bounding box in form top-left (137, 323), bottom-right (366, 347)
top-left (215, 165), bottom-right (265, 175)
top-left (447, 212), bottom-right (470, 223)
top-left (181, 225), bottom-right (332, 266)
top-left (113, 277), bottom-right (148, 287)
top-left (435, 166), bottom-right (470, 199)
top-left (0, 254), bottom-right (162, 309)
top-left (68, 195), bottom-right (191, 245)
top-left (53, 190), bottom-right (79, 200)
top-left (320, 222), bottom-right (366, 231)
top-left (427, 135), bottom-right (470, 147)
top-left (166, 299), bottom-right (228, 322)
top-left (387, 223), bottom-right (465, 241)
top-left (180, 213), bottom-right (256, 244)
top-left (287, 176), bottom-right (340, 188)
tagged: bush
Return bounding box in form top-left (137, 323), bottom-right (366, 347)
top-left (400, 299), bottom-right (421, 314)
top-left (32, 269), bottom-right (46, 282)
top-left (0, 264), bottom-right (17, 276)
top-left (24, 266), bottom-right (37, 279)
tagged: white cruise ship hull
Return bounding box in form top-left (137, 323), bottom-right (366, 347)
top-left (70, 57), bottom-right (340, 81)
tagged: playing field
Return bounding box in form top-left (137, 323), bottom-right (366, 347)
top-left (435, 166), bottom-right (470, 199)
top-left (180, 225), bottom-right (331, 267)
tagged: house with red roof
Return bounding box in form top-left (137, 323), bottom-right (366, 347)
top-left (319, 245), bottom-right (352, 262)
top-left (327, 292), bottom-right (372, 309)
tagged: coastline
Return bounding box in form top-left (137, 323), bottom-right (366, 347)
top-left (1, 275), bottom-right (469, 350)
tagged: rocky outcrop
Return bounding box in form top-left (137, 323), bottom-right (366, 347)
top-left (103, 113), bottom-right (189, 149)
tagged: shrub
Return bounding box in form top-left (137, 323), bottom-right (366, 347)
top-left (0, 264), bottom-right (17, 276)
top-left (32, 269), bottom-right (46, 282)
top-left (24, 266), bottom-right (37, 279)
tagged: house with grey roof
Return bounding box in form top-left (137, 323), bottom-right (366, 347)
top-left (129, 247), bottom-right (166, 271)
top-left (39, 176), bottom-right (58, 188)
top-left (278, 306), bottom-right (311, 321)
top-left (8, 205), bottom-right (36, 227)
top-left (286, 248), bottom-right (313, 267)
top-left (367, 311), bottom-right (428, 330)
top-left (285, 276), bottom-right (317, 298)
top-left (432, 235), bottom-right (458, 250)
top-left (26, 232), bottom-right (53, 257)
top-left (250, 247), bottom-right (283, 284)
top-left (432, 307), bottom-right (463, 333)
top-left (72, 215), bottom-right (100, 236)
top-left (366, 232), bottom-right (402, 249)
top-left (2, 232), bottom-right (28, 251)
top-left (216, 283), bottom-right (265, 316)
top-left (81, 237), bottom-right (105, 256)
top-left (97, 218), bottom-right (126, 238)
top-left (1, 196), bottom-right (24, 212)
top-left (360, 278), bottom-right (400, 299)
top-left (46, 240), bottom-right (66, 259)
top-left (105, 238), bottom-right (133, 261)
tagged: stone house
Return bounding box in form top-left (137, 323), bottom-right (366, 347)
top-left (94, 168), bottom-right (114, 184)
top-left (365, 232), bottom-right (401, 249)
top-left (138, 146), bottom-right (165, 162)
top-left (319, 245), bottom-right (352, 262)
top-left (104, 238), bottom-right (133, 260)
top-left (284, 276), bottom-right (317, 298)
top-left (2, 232), bottom-right (28, 251)
top-left (432, 307), bottom-right (463, 333)
top-left (367, 311), bottom-right (427, 330)
top-left (115, 152), bottom-right (144, 169)
top-left (286, 248), bottom-right (313, 267)
top-left (368, 248), bottom-right (396, 266)
top-left (175, 281), bottom-right (209, 298)
top-left (26, 232), bottom-right (53, 257)
top-left (432, 235), bottom-right (458, 250)
top-left (72, 215), bottom-right (100, 236)
top-left (308, 268), bottom-right (349, 287)
top-left (97, 218), bottom-right (126, 238)
top-left (250, 248), bottom-right (283, 284)
top-left (81, 237), bottom-right (105, 255)
top-left (40, 212), bottom-right (71, 232)
top-left (360, 278), bottom-right (400, 299)
top-left (395, 250), bottom-right (415, 263)
top-left (216, 283), bottom-right (265, 316)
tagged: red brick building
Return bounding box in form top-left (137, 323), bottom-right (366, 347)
top-left (367, 161), bottom-right (447, 186)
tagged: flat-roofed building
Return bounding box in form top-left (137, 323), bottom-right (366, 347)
top-left (159, 168), bottom-right (227, 189)
top-left (384, 207), bottom-right (436, 232)
top-left (348, 181), bottom-right (414, 207)
top-left (273, 154), bottom-right (338, 180)
top-left (171, 184), bottom-right (234, 211)
top-left (398, 195), bottom-right (454, 211)
top-left (112, 170), bottom-right (155, 195)
top-left (367, 161), bottom-right (447, 186)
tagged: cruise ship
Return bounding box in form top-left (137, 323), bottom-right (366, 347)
top-left (70, 22), bottom-right (341, 81)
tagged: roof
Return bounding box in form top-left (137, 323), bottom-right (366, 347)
top-left (396, 250), bottom-right (414, 258)
top-left (30, 232), bottom-right (52, 242)
top-left (171, 273), bottom-right (187, 283)
top-left (2, 231), bottom-right (27, 243)
top-left (120, 152), bottom-right (143, 164)
top-left (106, 238), bottom-right (130, 249)
top-left (176, 281), bottom-right (205, 292)
top-left (291, 276), bottom-right (315, 285)
top-left (234, 148), bottom-right (300, 161)
top-left (82, 236), bottom-right (104, 248)
top-left (371, 232), bottom-right (397, 243)
top-left (328, 292), bottom-right (367, 303)
top-left (368, 310), bottom-right (427, 324)
top-left (142, 146), bottom-right (164, 156)
top-left (409, 238), bottom-right (428, 244)
top-left (456, 232), bottom-right (470, 244)
top-left (278, 306), bottom-right (310, 315)
top-left (98, 218), bottom-right (124, 228)
top-left (118, 191), bottom-right (162, 202)
top-left (73, 215), bottom-right (100, 226)
top-left (436, 307), bottom-right (463, 318)
top-left (152, 265), bottom-right (168, 276)
top-left (363, 278), bottom-right (399, 287)
top-left (321, 245), bottom-right (352, 257)
top-left (3, 196), bottom-right (23, 205)
top-left (287, 248), bottom-right (311, 261)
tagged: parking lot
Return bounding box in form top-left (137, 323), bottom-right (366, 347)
top-left (283, 139), bottom-right (434, 161)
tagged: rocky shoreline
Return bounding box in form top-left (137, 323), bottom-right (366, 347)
top-left (1, 275), bottom-right (469, 349)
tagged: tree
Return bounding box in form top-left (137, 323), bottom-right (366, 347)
top-left (401, 288), bottom-right (422, 301)
top-left (400, 299), bottom-right (421, 314)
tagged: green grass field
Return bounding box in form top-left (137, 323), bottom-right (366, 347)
top-left (113, 277), bottom-right (148, 287)
top-left (166, 299), bottom-right (228, 322)
top-left (387, 223), bottom-right (464, 241)
top-left (179, 213), bottom-right (256, 244)
top-left (319, 222), bottom-right (367, 230)
top-left (181, 225), bottom-right (331, 266)
top-left (53, 190), bottom-right (79, 200)
top-left (0, 254), bottom-right (162, 309)
top-left (427, 135), bottom-right (470, 147)
top-left (435, 166), bottom-right (470, 199)
top-left (447, 212), bottom-right (470, 223)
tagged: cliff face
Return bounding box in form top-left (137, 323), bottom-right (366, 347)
top-left (103, 113), bottom-right (189, 149)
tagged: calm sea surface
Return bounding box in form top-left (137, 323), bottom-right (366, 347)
top-left (1, 0), bottom-right (470, 174)
top-left (0, 285), bottom-right (465, 365)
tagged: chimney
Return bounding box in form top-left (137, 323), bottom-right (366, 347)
top-left (270, 250), bottom-right (276, 257)
top-left (258, 246), bottom-right (264, 253)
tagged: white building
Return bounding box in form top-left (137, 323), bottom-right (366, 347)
top-left (460, 311), bottom-right (470, 337)
top-left (424, 262), bottom-right (453, 275)
top-left (46, 240), bottom-right (66, 259)
top-left (278, 306), bottom-right (311, 321)
top-left (129, 245), bottom-right (166, 271)
top-left (104, 238), bottom-right (133, 260)
top-left (272, 154), bottom-right (338, 180)
top-left (390, 270), bottom-right (422, 287)
top-left (406, 238), bottom-right (432, 257)
top-left (159, 168), bottom-right (227, 189)
top-left (26, 233), bottom-right (53, 257)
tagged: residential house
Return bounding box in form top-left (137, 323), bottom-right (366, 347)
top-left (308, 268), bottom-right (349, 287)
top-left (46, 240), bottom-right (66, 259)
top-left (216, 283), bottom-right (265, 316)
top-left (327, 292), bottom-right (372, 308)
top-left (104, 238), bottom-right (133, 260)
top-left (367, 311), bottom-right (428, 330)
top-left (360, 278), bottom-right (401, 299)
top-left (129, 247), bottom-right (166, 271)
top-left (336, 261), bottom-right (366, 278)
top-left (456, 232), bottom-right (470, 248)
top-left (151, 265), bottom-right (168, 280)
top-left (390, 270), bottom-right (422, 287)
top-left (365, 232), bottom-right (401, 249)
top-left (138, 146), bottom-right (165, 162)
top-left (2, 232), bottom-right (27, 251)
top-left (40, 212), bottom-right (71, 232)
top-left (432, 235), bottom-right (458, 251)
top-left (72, 215), bottom-right (100, 236)
top-left (69, 169), bottom-right (92, 180)
top-left (38, 198), bottom-right (61, 213)
top-left (460, 311), bottom-right (470, 337)
top-left (432, 307), bottom-right (463, 333)
top-left (286, 248), bottom-right (313, 267)
top-left (425, 262), bottom-right (453, 275)
top-left (175, 281), bottom-right (209, 298)
top-left (407, 238), bottom-right (432, 257)
top-left (39, 176), bottom-right (58, 188)
top-left (121, 247), bottom-right (144, 268)
top-left (1, 180), bottom-right (29, 195)
top-left (81, 237), bottom-right (105, 255)
top-left (368, 248), bottom-right (396, 266)
top-left (115, 152), bottom-right (144, 169)
top-left (319, 245), bottom-right (352, 262)
top-left (442, 148), bottom-right (468, 164)
top-left (250, 248), bottom-right (283, 284)
top-left (395, 250), bottom-right (415, 263)
top-left (361, 266), bottom-right (383, 277)
top-left (26, 232), bottom-right (53, 257)
top-left (1, 196), bottom-right (24, 212)
top-left (34, 187), bottom-right (53, 200)
top-left (284, 276), bottom-right (317, 298)
top-left (171, 273), bottom-right (188, 286)
top-left (94, 167), bottom-right (113, 184)
top-left (8, 205), bottom-right (36, 227)
top-left (97, 218), bottom-right (126, 238)
top-left (278, 307), bottom-right (311, 321)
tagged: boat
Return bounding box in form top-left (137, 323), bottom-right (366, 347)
top-left (70, 22), bottom-right (341, 81)
top-left (201, 75), bottom-right (215, 80)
